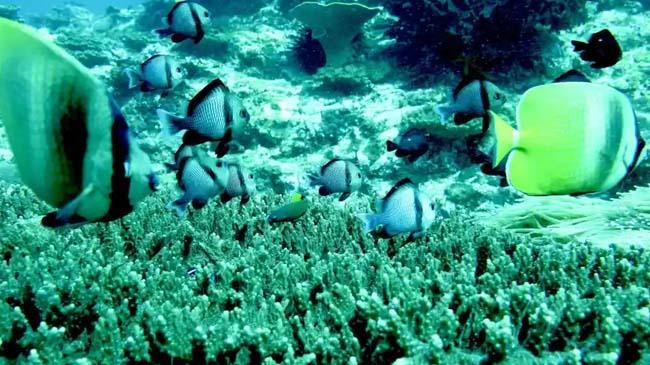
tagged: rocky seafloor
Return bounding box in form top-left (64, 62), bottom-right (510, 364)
top-left (1, 0), bottom-right (650, 364)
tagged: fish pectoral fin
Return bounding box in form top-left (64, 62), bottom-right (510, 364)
top-left (215, 141), bottom-right (230, 158)
top-left (124, 161), bottom-right (132, 177)
top-left (339, 192), bottom-right (351, 201)
top-left (453, 113), bottom-right (477, 125)
top-left (140, 82), bottom-right (155, 92)
top-left (42, 185), bottom-right (95, 227)
top-left (191, 199), bottom-right (208, 210)
top-left (240, 194), bottom-right (250, 206)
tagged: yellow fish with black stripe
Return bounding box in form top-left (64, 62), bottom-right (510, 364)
top-left (0, 18), bottom-right (159, 227)
top-left (487, 78), bottom-right (646, 196)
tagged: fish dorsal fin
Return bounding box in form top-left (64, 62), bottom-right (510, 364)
top-left (452, 61), bottom-right (488, 99)
top-left (382, 178), bottom-right (415, 207)
top-left (176, 155), bottom-right (192, 186)
top-left (167, 1), bottom-right (186, 24)
top-left (452, 76), bottom-right (479, 100)
top-left (552, 69), bottom-right (591, 83)
top-left (321, 158), bottom-right (341, 174)
top-left (142, 54), bottom-right (162, 69)
top-left (187, 78), bottom-right (229, 116)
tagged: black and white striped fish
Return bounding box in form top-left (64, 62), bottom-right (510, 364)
top-left (308, 158), bottom-right (362, 201)
top-left (360, 178), bottom-right (435, 240)
top-left (155, 1), bottom-right (211, 44)
top-left (220, 163), bottom-right (255, 205)
top-left (168, 154), bottom-right (229, 217)
top-left (436, 77), bottom-right (506, 126)
top-left (125, 54), bottom-right (184, 96)
top-left (157, 78), bottom-right (250, 157)
top-left (0, 18), bottom-right (159, 227)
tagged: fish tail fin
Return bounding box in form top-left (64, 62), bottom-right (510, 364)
top-left (166, 199), bottom-right (187, 217)
top-left (124, 68), bottom-right (141, 89)
top-left (570, 40), bottom-right (588, 51)
top-left (307, 174), bottom-right (320, 187)
top-left (157, 108), bottom-right (185, 137)
top-left (435, 104), bottom-right (454, 123)
top-left (487, 111), bottom-right (516, 167)
top-left (386, 140), bottom-right (398, 152)
top-left (358, 213), bottom-right (381, 233)
top-left (155, 28), bottom-right (174, 37)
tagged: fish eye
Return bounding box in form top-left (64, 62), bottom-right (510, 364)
top-left (248, 174), bottom-right (253, 179)
top-left (216, 161), bottom-right (223, 167)
top-left (176, 67), bottom-right (181, 73)
top-left (357, 173), bottom-right (361, 178)
top-left (240, 110), bottom-right (249, 119)
top-left (204, 11), bottom-right (209, 17)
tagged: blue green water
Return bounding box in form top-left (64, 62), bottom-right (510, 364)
top-left (1, 0), bottom-right (649, 363)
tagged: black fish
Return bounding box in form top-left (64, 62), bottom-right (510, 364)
top-left (292, 28), bottom-right (326, 75)
top-left (571, 29), bottom-right (622, 69)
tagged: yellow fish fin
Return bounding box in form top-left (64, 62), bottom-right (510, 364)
top-left (487, 111), bottom-right (516, 167)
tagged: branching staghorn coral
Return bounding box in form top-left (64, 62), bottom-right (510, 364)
top-left (481, 185), bottom-right (650, 247)
top-left (1, 180), bottom-right (650, 363)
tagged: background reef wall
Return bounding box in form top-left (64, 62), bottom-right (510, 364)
top-left (381, 0), bottom-right (588, 74)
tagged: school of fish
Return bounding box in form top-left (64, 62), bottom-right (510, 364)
top-left (0, 1), bottom-right (641, 241)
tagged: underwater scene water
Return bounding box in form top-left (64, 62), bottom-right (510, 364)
top-left (0, 0), bottom-right (649, 363)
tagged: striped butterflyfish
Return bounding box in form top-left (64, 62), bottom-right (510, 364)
top-left (488, 81), bottom-right (646, 196)
top-left (0, 18), bottom-right (159, 227)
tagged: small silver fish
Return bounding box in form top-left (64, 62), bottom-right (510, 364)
top-left (157, 78), bottom-right (250, 157)
top-left (220, 162), bottom-right (255, 205)
top-left (308, 158), bottom-right (362, 201)
top-left (436, 78), bottom-right (505, 126)
top-left (360, 178), bottom-right (435, 240)
top-left (167, 154), bottom-right (229, 217)
top-left (155, 1), bottom-right (211, 44)
top-left (125, 54), bottom-right (184, 96)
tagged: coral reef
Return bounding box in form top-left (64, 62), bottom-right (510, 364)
top-left (382, 0), bottom-right (588, 75)
top-left (1, 182), bottom-right (650, 363)
top-left (481, 184), bottom-right (650, 247)
top-left (0, 4), bottom-right (20, 21)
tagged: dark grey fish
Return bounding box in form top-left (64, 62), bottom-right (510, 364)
top-left (386, 128), bottom-right (432, 163)
top-left (157, 78), bottom-right (250, 157)
top-left (155, 1), bottom-right (211, 44)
